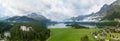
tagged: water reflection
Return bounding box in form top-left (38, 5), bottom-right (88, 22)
top-left (48, 23), bottom-right (69, 28)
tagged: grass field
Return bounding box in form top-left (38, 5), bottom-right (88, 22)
top-left (47, 28), bottom-right (101, 41)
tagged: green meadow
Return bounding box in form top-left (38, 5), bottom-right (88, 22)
top-left (48, 28), bottom-right (101, 41)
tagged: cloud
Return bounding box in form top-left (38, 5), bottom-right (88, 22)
top-left (0, 0), bottom-right (116, 21)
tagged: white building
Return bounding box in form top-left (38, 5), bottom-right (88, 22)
top-left (4, 32), bottom-right (11, 38)
top-left (20, 26), bottom-right (32, 31)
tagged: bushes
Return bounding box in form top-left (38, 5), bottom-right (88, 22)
top-left (80, 35), bottom-right (89, 41)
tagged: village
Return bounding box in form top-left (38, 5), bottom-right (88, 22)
top-left (92, 26), bottom-right (120, 41)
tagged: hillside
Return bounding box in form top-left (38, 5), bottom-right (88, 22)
top-left (69, 0), bottom-right (120, 22)
top-left (89, 0), bottom-right (120, 21)
top-left (102, 0), bottom-right (120, 20)
top-left (0, 14), bottom-right (51, 41)
top-left (0, 21), bottom-right (50, 41)
top-left (69, 4), bottom-right (109, 22)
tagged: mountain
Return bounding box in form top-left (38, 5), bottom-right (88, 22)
top-left (112, 0), bottom-right (120, 5)
top-left (69, 0), bottom-right (120, 22)
top-left (84, 0), bottom-right (120, 21)
top-left (27, 13), bottom-right (47, 21)
top-left (96, 4), bottom-right (109, 15)
top-left (27, 13), bottom-right (51, 23)
top-left (0, 16), bottom-right (9, 21)
top-left (69, 15), bottom-right (88, 21)
top-left (1, 13), bottom-right (51, 41)
top-left (5, 13), bottom-right (52, 23)
top-left (84, 4), bottom-right (110, 22)
top-left (100, 0), bottom-right (120, 21)
top-left (69, 4), bottom-right (109, 22)
top-left (6, 16), bottom-right (39, 23)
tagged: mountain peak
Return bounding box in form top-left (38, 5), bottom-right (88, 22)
top-left (112, 0), bottom-right (120, 5)
top-left (6, 16), bottom-right (38, 23)
top-left (27, 13), bottom-right (39, 16)
top-left (27, 13), bottom-right (49, 21)
top-left (102, 4), bottom-right (109, 8)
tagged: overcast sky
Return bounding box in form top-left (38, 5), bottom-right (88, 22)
top-left (0, 0), bottom-right (116, 21)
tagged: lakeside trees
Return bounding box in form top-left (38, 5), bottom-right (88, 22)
top-left (70, 24), bottom-right (88, 29)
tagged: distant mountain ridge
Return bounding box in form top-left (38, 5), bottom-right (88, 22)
top-left (5, 13), bottom-right (51, 23)
top-left (27, 13), bottom-right (51, 23)
top-left (100, 0), bottom-right (120, 20)
top-left (112, 0), bottom-right (120, 5)
top-left (6, 16), bottom-right (39, 22)
top-left (70, 0), bottom-right (120, 22)
top-left (69, 4), bottom-right (109, 22)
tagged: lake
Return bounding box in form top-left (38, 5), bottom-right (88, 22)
top-left (48, 23), bottom-right (97, 28)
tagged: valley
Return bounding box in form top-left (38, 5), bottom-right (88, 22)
top-left (48, 28), bottom-right (101, 41)
top-left (0, 0), bottom-right (120, 41)
top-left (48, 26), bottom-right (120, 41)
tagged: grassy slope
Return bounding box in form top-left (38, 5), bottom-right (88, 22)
top-left (48, 28), bottom-right (101, 41)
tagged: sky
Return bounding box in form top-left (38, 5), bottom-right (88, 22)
top-left (0, 0), bottom-right (116, 21)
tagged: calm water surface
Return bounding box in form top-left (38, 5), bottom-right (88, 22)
top-left (48, 23), bottom-right (97, 28)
